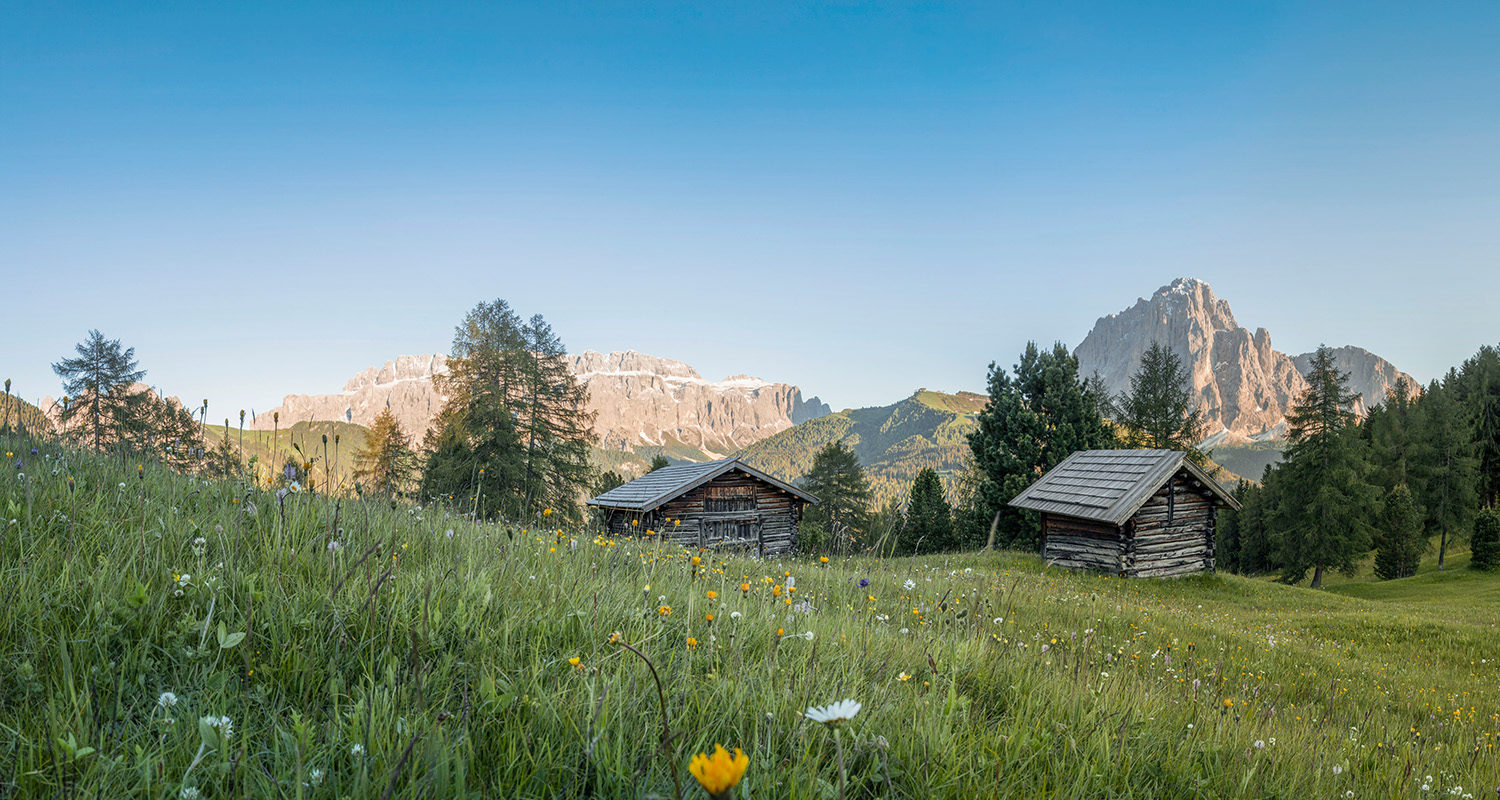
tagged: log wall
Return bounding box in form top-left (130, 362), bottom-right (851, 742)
top-left (1123, 470), bottom-right (1219, 578)
top-left (1041, 514), bottom-right (1124, 573)
top-left (600, 470), bottom-right (804, 556)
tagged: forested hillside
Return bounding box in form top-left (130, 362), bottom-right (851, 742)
top-left (0, 394), bottom-right (51, 435)
top-left (739, 390), bottom-right (985, 504)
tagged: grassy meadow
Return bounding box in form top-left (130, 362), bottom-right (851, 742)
top-left (2, 431), bottom-right (1497, 799)
top-left (199, 421), bottom-right (370, 495)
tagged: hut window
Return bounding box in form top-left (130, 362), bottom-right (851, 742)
top-left (705, 486), bottom-right (756, 513)
top-left (702, 519), bottom-right (756, 547)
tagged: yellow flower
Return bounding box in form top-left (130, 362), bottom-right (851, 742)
top-left (631, 520), bottom-right (638, 526)
top-left (674, 519), bottom-right (681, 526)
top-left (898, 672), bottom-right (911, 682)
top-left (659, 605), bottom-right (672, 616)
top-left (705, 613), bottom-right (714, 622)
top-left (569, 657), bottom-right (581, 668)
top-left (543, 508), bottom-right (553, 517)
top-left (705, 590), bottom-right (718, 600)
top-left (740, 583), bottom-right (750, 593)
top-left (692, 556), bottom-right (702, 566)
top-left (1223, 698), bottom-right (1234, 709)
top-left (820, 556), bottom-right (829, 564)
top-left (689, 744), bottom-right (748, 799)
top-left (776, 628), bottom-right (784, 637)
top-left (686, 637), bottom-right (699, 648)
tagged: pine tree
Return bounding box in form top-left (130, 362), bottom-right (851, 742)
top-left (1453, 345), bottom-right (1500, 506)
top-left (801, 441), bottom-right (872, 539)
top-left (1373, 484), bottom-right (1424, 580)
top-left (1414, 377), bottom-right (1478, 570)
top-left (966, 342), bottom-right (1115, 550)
top-left (647, 454), bottom-right (671, 473)
top-left (355, 409), bottom-right (417, 499)
top-left (1365, 377), bottom-right (1421, 490)
top-left (1115, 341), bottom-right (1209, 465)
top-left (1470, 509), bottom-right (1500, 571)
top-left (1271, 345), bottom-right (1377, 588)
top-left (902, 467), bottom-right (953, 554)
top-left (515, 314), bottom-right (595, 516)
top-left (52, 330), bottom-right (149, 451)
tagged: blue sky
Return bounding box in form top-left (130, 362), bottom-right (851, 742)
top-left (2, 1), bottom-right (1496, 415)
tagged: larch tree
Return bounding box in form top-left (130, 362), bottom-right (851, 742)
top-left (1115, 341), bottom-right (1209, 466)
top-left (1271, 345), bottom-right (1377, 588)
top-left (356, 408), bottom-right (417, 499)
top-left (52, 330), bottom-right (150, 450)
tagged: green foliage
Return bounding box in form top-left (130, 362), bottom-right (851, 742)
top-left (421, 299), bottom-right (596, 519)
top-left (1272, 346), bottom-right (1377, 588)
top-left (965, 342), bottom-right (1115, 551)
top-left (799, 441), bottom-right (872, 547)
top-left (51, 329), bottom-right (150, 450)
top-left (3, 428), bottom-right (1498, 797)
top-left (1373, 484), bottom-right (1424, 580)
top-left (1451, 343), bottom-right (1500, 506)
top-left (1471, 509), bottom-right (1500, 571)
top-left (0, 391), bottom-right (51, 437)
top-left (1113, 342), bottom-right (1209, 466)
top-left (354, 408), bottom-right (417, 499)
top-left (1413, 377), bottom-right (1478, 570)
top-left (647, 454), bottom-right (671, 473)
top-left (899, 467), bottom-right (954, 555)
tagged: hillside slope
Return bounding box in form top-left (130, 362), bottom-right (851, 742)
top-left (738, 390), bottom-right (985, 505)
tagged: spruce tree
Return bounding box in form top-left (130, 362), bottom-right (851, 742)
top-left (1373, 484), bottom-right (1424, 580)
top-left (355, 409), bottom-right (417, 499)
top-left (800, 441), bottom-right (872, 539)
top-left (1272, 345), bottom-right (1377, 588)
top-left (647, 454), bottom-right (671, 473)
top-left (1415, 378), bottom-right (1478, 570)
top-left (903, 467), bottom-right (954, 554)
top-left (966, 342), bottom-right (1115, 550)
top-left (1453, 345), bottom-right (1500, 506)
top-left (1470, 509), bottom-right (1500, 571)
top-left (1115, 341), bottom-right (1209, 465)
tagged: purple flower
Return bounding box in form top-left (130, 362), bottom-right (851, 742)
top-left (276, 488), bottom-right (289, 504)
top-left (29, 448), bottom-right (38, 455)
top-left (859, 578), bottom-right (870, 588)
top-left (283, 464), bottom-right (297, 481)
top-left (12, 460), bottom-right (21, 470)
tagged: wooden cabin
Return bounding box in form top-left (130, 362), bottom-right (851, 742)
top-left (585, 457), bottom-right (818, 556)
top-left (1008, 449), bottom-right (1240, 578)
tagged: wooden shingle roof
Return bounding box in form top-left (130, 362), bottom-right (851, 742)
top-left (585, 457), bottom-right (818, 512)
top-left (1008, 449), bottom-right (1239, 526)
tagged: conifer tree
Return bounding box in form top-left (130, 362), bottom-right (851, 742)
top-left (355, 409), bottom-right (417, 499)
top-left (1453, 345), bottom-right (1500, 506)
top-left (966, 342), bottom-right (1115, 550)
top-left (1470, 509), bottom-right (1500, 571)
top-left (52, 330), bottom-right (149, 450)
top-left (647, 454), bottom-right (671, 473)
top-left (1415, 378), bottom-right (1478, 570)
top-left (1271, 345), bottom-right (1377, 588)
top-left (801, 441), bottom-right (872, 537)
top-left (1374, 484), bottom-right (1424, 580)
top-left (1365, 378), bottom-right (1422, 490)
top-left (1115, 341), bottom-right (1209, 465)
top-left (903, 467), bottom-right (954, 554)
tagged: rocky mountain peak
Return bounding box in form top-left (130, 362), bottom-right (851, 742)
top-left (1076, 278), bottom-right (1414, 443)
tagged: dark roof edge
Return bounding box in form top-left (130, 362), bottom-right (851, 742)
top-left (585, 457), bottom-right (819, 511)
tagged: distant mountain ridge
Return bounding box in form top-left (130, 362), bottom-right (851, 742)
top-left (1076, 278), bottom-right (1417, 444)
top-left (249, 350), bottom-right (829, 462)
top-left (738, 389), bottom-right (985, 506)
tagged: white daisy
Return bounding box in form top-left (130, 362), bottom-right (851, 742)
top-left (804, 699), bottom-right (861, 727)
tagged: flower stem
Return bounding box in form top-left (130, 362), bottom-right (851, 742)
top-left (615, 640), bottom-right (684, 800)
top-left (833, 728), bottom-right (847, 800)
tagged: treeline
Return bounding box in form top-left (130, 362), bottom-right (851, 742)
top-left (1220, 344), bottom-right (1500, 582)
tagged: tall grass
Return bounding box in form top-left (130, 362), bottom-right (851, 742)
top-left (1, 430), bottom-right (1496, 798)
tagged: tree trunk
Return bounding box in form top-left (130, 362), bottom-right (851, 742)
top-left (1310, 564), bottom-right (1324, 589)
top-left (1437, 529), bottom-right (1447, 571)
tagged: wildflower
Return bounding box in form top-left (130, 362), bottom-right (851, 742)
top-left (658, 605), bottom-right (672, 616)
top-left (692, 556), bottom-right (701, 566)
top-left (804, 699), bottom-right (861, 727)
top-left (158, 691), bottom-right (178, 707)
top-left (308, 768), bottom-right (325, 786)
top-left (1254, 740), bottom-right (1265, 750)
top-left (705, 613), bottom-right (714, 622)
top-left (446, 529), bottom-right (454, 539)
top-left (898, 672), bottom-right (911, 682)
top-left (1223, 698), bottom-right (1234, 709)
top-left (1332, 765), bottom-right (1343, 775)
top-left (776, 628), bottom-right (784, 637)
top-left (705, 590), bottom-right (718, 600)
top-left (608, 631), bottom-right (623, 644)
top-left (820, 556), bottom-right (829, 564)
top-left (569, 657), bottom-right (581, 668)
top-left (802, 631), bottom-right (815, 641)
top-left (181, 788), bottom-right (201, 799)
top-left (688, 744), bottom-right (749, 800)
top-left (740, 583), bottom-right (750, 593)
top-left (687, 637), bottom-right (699, 648)
top-left (730, 611), bottom-right (741, 620)
top-left (351, 743), bottom-right (366, 756)
top-left (327, 541), bottom-right (341, 553)
top-left (903, 579), bottom-right (916, 591)
top-left (859, 578), bottom-right (869, 588)
top-left (543, 508), bottom-right (553, 516)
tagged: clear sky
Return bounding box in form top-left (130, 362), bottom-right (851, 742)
top-left (2, 1), bottom-right (1496, 416)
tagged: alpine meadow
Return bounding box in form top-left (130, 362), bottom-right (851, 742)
top-left (5, 3), bottom-right (1498, 798)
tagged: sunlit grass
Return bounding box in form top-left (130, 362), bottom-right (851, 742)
top-left (1, 431), bottom-right (1496, 798)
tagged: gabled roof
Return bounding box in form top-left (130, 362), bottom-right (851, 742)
top-left (1008, 449), bottom-right (1239, 526)
top-left (585, 457), bottom-right (819, 512)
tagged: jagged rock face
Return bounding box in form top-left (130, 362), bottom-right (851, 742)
top-left (1076, 278), bottom-right (1414, 442)
top-left (1291, 346), bottom-right (1418, 418)
top-left (250, 350), bottom-right (829, 456)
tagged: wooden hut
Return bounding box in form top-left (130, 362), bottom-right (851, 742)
top-left (1008, 449), bottom-right (1240, 578)
top-left (586, 457), bottom-right (818, 556)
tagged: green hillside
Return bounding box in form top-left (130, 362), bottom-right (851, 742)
top-left (200, 420), bottom-right (370, 492)
top-left (1206, 440), bottom-right (1285, 483)
top-left (738, 390), bottom-right (985, 505)
top-left (0, 394), bottom-right (52, 436)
